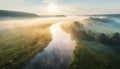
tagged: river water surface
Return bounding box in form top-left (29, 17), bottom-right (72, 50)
top-left (24, 22), bottom-right (75, 69)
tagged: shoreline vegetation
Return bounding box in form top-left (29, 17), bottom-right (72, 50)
top-left (61, 21), bottom-right (120, 69)
top-left (0, 22), bottom-right (52, 69)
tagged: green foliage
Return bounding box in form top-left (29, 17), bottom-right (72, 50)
top-left (74, 21), bottom-right (83, 28)
top-left (61, 21), bottom-right (94, 41)
top-left (69, 40), bottom-right (120, 69)
top-left (0, 23), bottom-right (52, 69)
top-left (95, 33), bottom-right (109, 44)
top-left (109, 32), bottom-right (120, 46)
top-left (66, 21), bottom-right (120, 46)
top-left (95, 32), bottom-right (120, 46)
top-left (110, 32), bottom-right (120, 40)
top-left (61, 21), bottom-right (120, 69)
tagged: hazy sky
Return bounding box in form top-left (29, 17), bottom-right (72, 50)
top-left (0, 0), bottom-right (120, 15)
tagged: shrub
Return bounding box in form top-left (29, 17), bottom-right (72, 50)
top-left (95, 33), bottom-right (109, 44)
top-left (110, 32), bottom-right (120, 46)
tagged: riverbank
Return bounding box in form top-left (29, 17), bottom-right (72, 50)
top-left (24, 22), bottom-right (75, 69)
top-left (61, 21), bottom-right (120, 69)
top-left (0, 21), bottom-right (52, 69)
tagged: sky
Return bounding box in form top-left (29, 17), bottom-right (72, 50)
top-left (0, 0), bottom-right (120, 15)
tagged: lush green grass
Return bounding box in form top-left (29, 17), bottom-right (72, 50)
top-left (0, 23), bottom-right (52, 69)
top-left (69, 40), bottom-right (120, 69)
top-left (61, 21), bottom-right (120, 69)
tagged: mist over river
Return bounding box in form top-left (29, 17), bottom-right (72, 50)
top-left (23, 22), bottom-right (76, 69)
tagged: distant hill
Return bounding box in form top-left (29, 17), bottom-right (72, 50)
top-left (0, 10), bottom-right (66, 18)
top-left (0, 10), bottom-right (39, 17)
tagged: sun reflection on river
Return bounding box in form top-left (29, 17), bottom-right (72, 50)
top-left (24, 22), bottom-right (75, 69)
top-left (50, 24), bottom-right (57, 36)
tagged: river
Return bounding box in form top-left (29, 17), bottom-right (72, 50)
top-left (24, 22), bottom-right (75, 69)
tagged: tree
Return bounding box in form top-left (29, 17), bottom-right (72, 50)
top-left (110, 32), bottom-right (120, 40)
top-left (74, 21), bottom-right (83, 28)
top-left (110, 32), bottom-right (120, 46)
top-left (95, 33), bottom-right (109, 44)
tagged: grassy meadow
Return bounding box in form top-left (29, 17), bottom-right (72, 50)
top-left (61, 19), bottom-right (120, 69)
top-left (0, 16), bottom-right (120, 69)
top-left (69, 40), bottom-right (120, 69)
top-left (0, 19), bottom-right (54, 69)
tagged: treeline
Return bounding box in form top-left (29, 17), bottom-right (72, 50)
top-left (95, 32), bottom-right (120, 46)
top-left (89, 17), bottom-right (113, 23)
top-left (66, 21), bottom-right (120, 46)
top-left (61, 21), bottom-right (120, 69)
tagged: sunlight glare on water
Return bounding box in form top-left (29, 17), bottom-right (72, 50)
top-left (24, 22), bottom-right (75, 69)
top-left (50, 24), bottom-right (57, 36)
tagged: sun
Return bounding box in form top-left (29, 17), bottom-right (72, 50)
top-left (47, 4), bottom-right (58, 13)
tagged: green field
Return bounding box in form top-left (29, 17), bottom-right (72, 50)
top-left (69, 40), bottom-right (120, 69)
top-left (0, 22), bottom-right (52, 69)
top-left (61, 21), bottom-right (120, 69)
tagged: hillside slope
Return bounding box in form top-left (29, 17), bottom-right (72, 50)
top-left (0, 10), bottom-right (39, 17)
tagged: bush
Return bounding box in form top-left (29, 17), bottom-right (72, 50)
top-left (74, 21), bottom-right (83, 28)
top-left (95, 33), bottom-right (109, 44)
top-left (95, 32), bottom-right (120, 46)
top-left (110, 32), bottom-right (120, 46)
